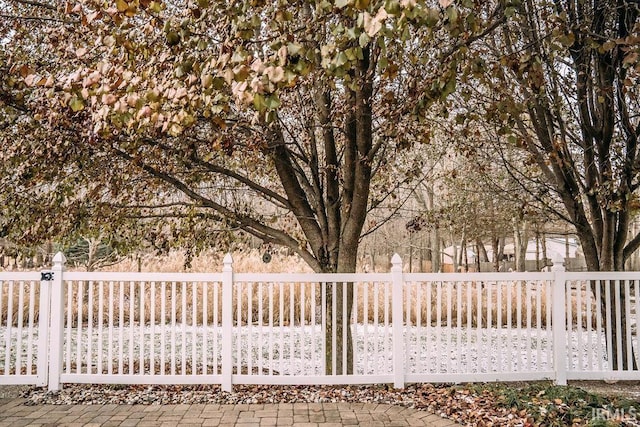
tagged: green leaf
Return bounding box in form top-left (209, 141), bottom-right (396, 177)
top-left (253, 93), bottom-right (266, 111)
top-left (69, 97), bottom-right (84, 112)
top-left (425, 8), bottom-right (439, 27)
top-left (264, 94), bottom-right (281, 110)
top-left (318, 0), bottom-right (331, 10)
top-left (379, 55), bottom-right (388, 70)
top-left (385, 0), bottom-right (400, 14)
top-left (335, 51), bottom-right (348, 66)
top-left (446, 7), bottom-right (458, 24)
top-left (287, 43), bottom-right (303, 56)
top-left (440, 76), bottom-right (456, 100)
top-left (345, 48), bottom-right (356, 61)
top-left (359, 32), bottom-right (370, 48)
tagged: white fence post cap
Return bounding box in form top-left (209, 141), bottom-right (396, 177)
top-left (391, 253), bottom-right (402, 264)
top-left (550, 252), bottom-right (565, 271)
top-left (223, 253), bottom-right (233, 270)
top-left (52, 252), bottom-right (66, 264)
top-left (223, 253), bottom-right (233, 263)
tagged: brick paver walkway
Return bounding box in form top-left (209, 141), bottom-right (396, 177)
top-left (0, 398), bottom-right (458, 426)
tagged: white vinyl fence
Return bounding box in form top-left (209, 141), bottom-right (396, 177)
top-left (1, 253), bottom-right (639, 391)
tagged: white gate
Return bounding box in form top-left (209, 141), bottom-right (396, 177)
top-left (0, 272), bottom-right (50, 386)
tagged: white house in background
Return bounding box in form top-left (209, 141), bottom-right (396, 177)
top-left (441, 236), bottom-right (585, 271)
top-left (500, 236), bottom-right (581, 260)
top-left (444, 237), bottom-right (580, 263)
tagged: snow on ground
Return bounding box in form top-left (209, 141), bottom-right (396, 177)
top-left (1, 324), bottom-right (632, 377)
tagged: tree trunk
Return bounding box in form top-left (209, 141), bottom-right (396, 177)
top-left (324, 249), bottom-right (357, 375)
top-left (432, 229), bottom-right (441, 272)
top-left (450, 228), bottom-right (458, 272)
top-left (514, 220), bottom-right (528, 272)
top-left (492, 237), bottom-right (499, 272)
top-left (593, 279), bottom-right (638, 372)
top-left (579, 228), bottom-right (638, 371)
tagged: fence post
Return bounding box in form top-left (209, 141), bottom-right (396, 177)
top-left (48, 252), bottom-right (66, 392)
top-left (391, 253), bottom-right (405, 389)
top-left (36, 269), bottom-right (53, 387)
top-left (221, 253), bottom-right (233, 392)
top-left (551, 253), bottom-right (567, 386)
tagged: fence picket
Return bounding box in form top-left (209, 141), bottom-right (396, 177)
top-left (596, 280), bottom-right (604, 371)
top-left (456, 282), bottom-right (462, 373)
top-left (181, 281), bottom-right (187, 375)
top-left (476, 281), bottom-right (482, 373)
top-left (290, 282), bottom-right (295, 376)
top-left (150, 282), bottom-right (155, 375)
top-left (551, 256), bottom-right (566, 385)
top-left (87, 281), bottom-right (94, 375)
top-left (625, 280), bottom-right (632, 372)
top-left (98, 282), bottom-right (104, 375)
top-left (446, 281), bottom-right (453, 374)
top-left (535, 281), bottom-right (542, 371)
top-left (615, 280), bottom-right (623, 371)
top-left (258, 282), bottom-right (263, 376)
top-left (526, 281), bottom-right (532, 371)
top-left (213, 281), bottom-right (219, 375)
top-left (426, 281), bottom-right (432, 373)
top-left (636, 281), bottom-right (640, 371)
top-left (269, 282), bottom-right (274, 376)
top-left (5, 281), bottom-right (13, 375)
top-left (487, 281), bottom-right (492, 372)
top-left (142, 282), bottom-right (147, 376)
top-left (436, 281), bottom-right (442, 372)
top-left (108, 282), bottom-right (114, 375)
top-left (586, 280), bottom-right (593, 370)
top-left (497, 281), bottom-right (503, 372)
top-left (27, 282), bottom-right (36, 376)
top-left (170, 282), bottom-right (176, 376)
top-left (248, 282), bottom-right (253, 376)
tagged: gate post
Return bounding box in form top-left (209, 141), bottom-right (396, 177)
top-left (551, 253), bottom-right (567, 385)
top-left (48, 252), bottom-right (66, 391)
top-left (221, 253), bottom-right (233, 392)
top-left (36, 270), bottom-right (53, 387)
top-left (391, 254), bottom-right (405, 389)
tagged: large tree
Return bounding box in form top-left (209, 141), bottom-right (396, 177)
top-left (1, 0), bottom-right (506, 373)
top-left (462, 0), bottom-right (640, 369)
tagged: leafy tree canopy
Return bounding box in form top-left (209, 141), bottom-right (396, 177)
top-left (1, 0), bottom-right (506, 273)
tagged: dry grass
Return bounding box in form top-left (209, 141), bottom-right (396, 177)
top-left (0, 252), bottom-right (616, 329)
top-left (104, 249), bottom-right (313, 273)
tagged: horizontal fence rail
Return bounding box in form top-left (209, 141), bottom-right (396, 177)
top-left (1, 253), bottom-right (640, 391)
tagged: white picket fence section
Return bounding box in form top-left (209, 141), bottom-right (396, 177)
top-left (1, 252), bottom-right (640, 391)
